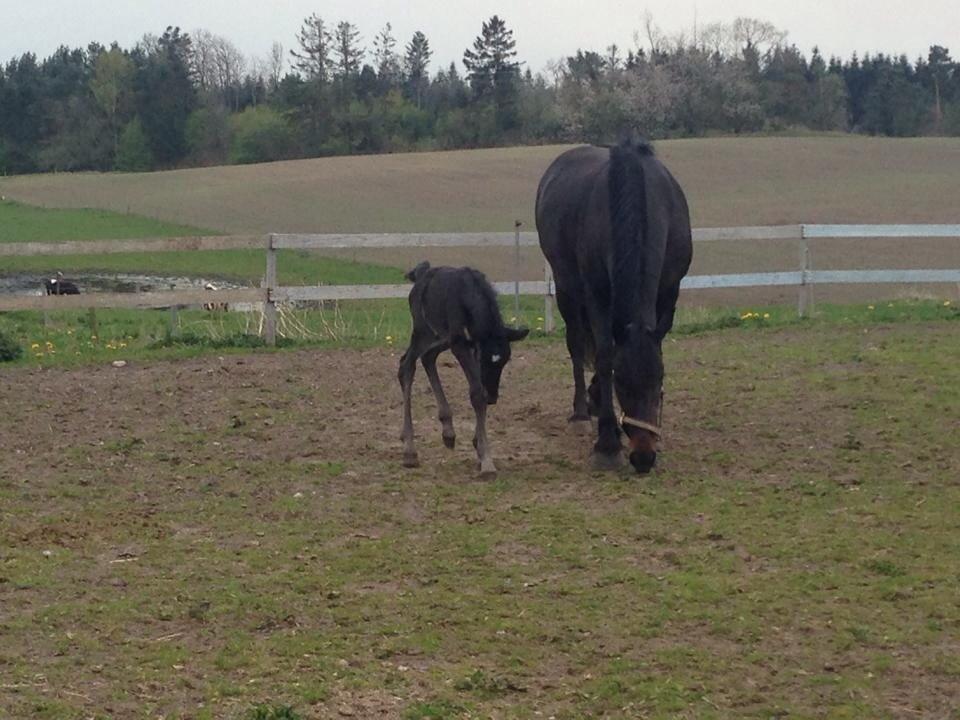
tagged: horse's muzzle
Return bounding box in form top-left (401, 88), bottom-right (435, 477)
top-left (629, 450), bottom-right (657, 474)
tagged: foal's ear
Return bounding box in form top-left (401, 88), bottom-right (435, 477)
top-left (504, 326), bottom-right (530, 342)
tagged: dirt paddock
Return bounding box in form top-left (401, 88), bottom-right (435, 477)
top-left (2, 324), bottom-right (959, 718)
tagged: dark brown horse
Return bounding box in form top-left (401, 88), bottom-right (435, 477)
top-left (536, 137), bottom-right (692, 474)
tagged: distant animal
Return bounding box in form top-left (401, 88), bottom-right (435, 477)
top-left (202, 282), bottom-right (228, 312)
top-left (535, 135), bottom-right (693, 474)
top-left (398, 261), bottom-right (529, 478)
top-left (44, 271), bottom-right (80, 296)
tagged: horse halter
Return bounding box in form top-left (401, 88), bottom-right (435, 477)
top-left (619, 391), bottom-right (665, 439)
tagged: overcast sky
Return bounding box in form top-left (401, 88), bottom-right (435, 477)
top-left (3, 0), bottom-right (957, 75)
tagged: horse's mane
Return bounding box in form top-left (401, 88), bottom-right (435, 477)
top-left (465, 268), bottom-right (504, 340)
top-left (609, 135), bottom-right (653, 337)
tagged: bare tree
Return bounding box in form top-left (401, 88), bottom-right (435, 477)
top-left (731, 17), bottom-right (787, 60)
top-left (192, 29), bottom-right (246, 109)
top-left (268, 41), bottom-right (284, 88)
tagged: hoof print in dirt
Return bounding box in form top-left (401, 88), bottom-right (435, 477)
top-left (590, 451), bottom-right (625, 472)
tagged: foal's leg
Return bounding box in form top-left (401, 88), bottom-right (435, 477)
top-left (421, 344), bottom-right (455, 449)
top-left (556, 289), bottom-right (589, 422)
top-left (398, 335), bottom-right (424, 468)
top-left (450, 342), bottom-right (497, 478)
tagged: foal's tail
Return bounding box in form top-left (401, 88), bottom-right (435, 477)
top-left (609, 134), bottom-right (655, 333)
top-left (405, 260), bottom-right (431, 283)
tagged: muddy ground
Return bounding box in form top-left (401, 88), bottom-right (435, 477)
top-left (2, 325), bottom-right (959, 719)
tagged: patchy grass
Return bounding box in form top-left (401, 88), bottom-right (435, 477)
top-left (1, 297), bottom-right (956, 369)
top-left (1, 318), bottom-right (958, 718)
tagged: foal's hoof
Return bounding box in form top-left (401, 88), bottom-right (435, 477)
top-left (402, 452), bottom-right (420, 468)
top-left (442, 434), bottom-right (456, 450)
top-left (590, 451), bottom-right (624, 472)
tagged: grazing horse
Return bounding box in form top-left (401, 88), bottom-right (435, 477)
top-left (398, 261), bottom-right (528, 478)
top-left (44, 271), bottom-right (80, 295)
top-left (535, 137), bottom-right (692, 474)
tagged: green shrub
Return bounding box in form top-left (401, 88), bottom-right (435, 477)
top-left (0, 328), bottom-right (23, 362)
top-left (245, 706), bottom-right (301, 720)
top-left (116, 118), bottom-right (155, 171)
top-left (230, 107), bottom-right (297, 164)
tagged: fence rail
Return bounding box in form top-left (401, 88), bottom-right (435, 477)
top-left (2, 224), bottom-right (957, 344)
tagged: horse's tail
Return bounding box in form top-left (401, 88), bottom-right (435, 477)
top-left (608, 134), bottom-right (654, 335)
top-left (405, 260), bottom-right (431, 283)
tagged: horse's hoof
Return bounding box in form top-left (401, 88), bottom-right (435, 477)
top-left (590, 451), bottom-right (624, 472)
top-left (443, 434), bottom-right (456, 449)
top-left (402, 452), bottom-right (420, 468)
top-left (478, 463), bottom-right (498, 480)
top-left (568, 413), bottom-right (591, 423)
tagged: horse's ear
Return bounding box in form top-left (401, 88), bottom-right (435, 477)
top-left (505, 326), bottom-right (529, 342)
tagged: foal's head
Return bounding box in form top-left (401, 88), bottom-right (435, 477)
top-left (613, 324), bottom-right (664, 474)
top-left (478, 327), bottom-right (529, 404)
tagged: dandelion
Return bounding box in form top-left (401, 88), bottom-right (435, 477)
top-left (537, 317), bottom-right (544, 321)
top-left (31, 343), bottom-right (40, 349)
top-left (945, 301), bottom-right (952, 307)
top-left (763, 313), bottom-right (770, 319)
top-left (385, 336), bottom-right (392, 341)
top-left (740, 312), bottom-right (754, 320)
top-left (867, 305), bottom-right (875, 311)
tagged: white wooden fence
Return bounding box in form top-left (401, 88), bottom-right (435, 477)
top-left (2, 224), bottom-right (958, 346)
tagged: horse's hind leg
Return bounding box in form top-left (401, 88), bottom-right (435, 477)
top-left (421, 345), bottom-right (455, 449)
top-left (556, 289), bottom-right (590, 422)
top-left (398, 339), bottom-right (422, 468)
top-left (451, 342), bottom-right (497, 478)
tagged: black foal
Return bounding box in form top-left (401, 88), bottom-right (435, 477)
top-left (398, 261), bottom-right (528, 477)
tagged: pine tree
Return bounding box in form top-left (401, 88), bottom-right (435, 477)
top-left (333, 21), bottom-right (363, 82)
top-left (290, 14), bottom-right (333, 84)
top-left (404, 31), bottom-right (432, 108)
top-left (463, 15), bottom-right (521, 130)
top-left (373, 23), bottom-right (401, 89)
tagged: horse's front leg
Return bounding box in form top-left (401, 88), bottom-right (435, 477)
top-left (451, 342), bottom-right (497, 478)
top-left (421, 344), bottom-right (455, 449)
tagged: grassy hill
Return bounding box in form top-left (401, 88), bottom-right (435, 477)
top-left (3, 136), bottom-right (960, 235)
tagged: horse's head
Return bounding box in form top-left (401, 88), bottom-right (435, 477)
top-left (478, 327), bottom-right (529, 404)
top-left (613, 323), bottom-right (664, 474)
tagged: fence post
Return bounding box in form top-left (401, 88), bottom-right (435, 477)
top-left (264, 233), bottom-right (278, 346)
top-left (513, 220), bottom-right (522, 325)
top-left (798, 224), bottom-right (812, 318)
top-left (168, 305), bottom-right (179, 337)
top-left (543, 260), bottom-right (555, 334)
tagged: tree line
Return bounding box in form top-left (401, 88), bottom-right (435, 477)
top-left (1, 15), bottom-right (958, 174)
